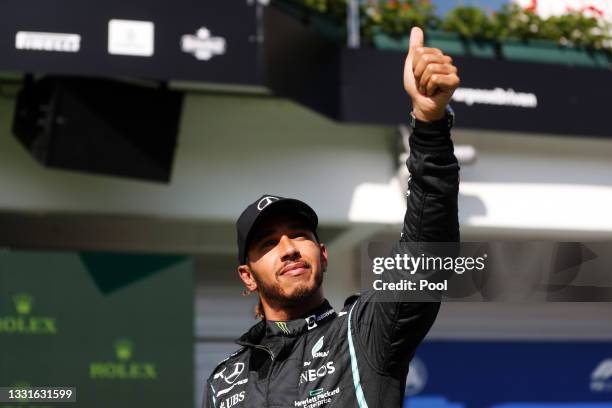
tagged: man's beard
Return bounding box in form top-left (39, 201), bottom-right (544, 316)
top-left (253, 268), bottom-right (323, 307)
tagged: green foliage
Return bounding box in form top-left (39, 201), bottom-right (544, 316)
top-left (489, 3), bottom-right (544, 41)
top-left (490, 3), bottom-right (611, 50)
top-left (361, 0), bottom-right (441, 38)
top-left (442, 6), bottom-right (496, 39)
top-left (542, 11), bottom-right (611, 49)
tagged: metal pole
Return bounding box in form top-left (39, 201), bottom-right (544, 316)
top-left (347, 0), bottom-right (360, 48)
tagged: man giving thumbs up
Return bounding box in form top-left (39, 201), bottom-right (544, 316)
top-left (204, 26), bottom-right (460, 408)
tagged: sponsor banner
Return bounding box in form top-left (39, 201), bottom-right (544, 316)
top-left (0, 0), bottom-right (261, 84)
top-left (405, 341), bottom-right (612, 408)
top-left (361, 242), bottom-right (612, 302)
top-left (0, 251), bottom-right (193, 408)
top-left (452, 87), bottom-right (538, 108)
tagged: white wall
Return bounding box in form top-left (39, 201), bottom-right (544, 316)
top-left (349, 127), bottom-right (612, 239)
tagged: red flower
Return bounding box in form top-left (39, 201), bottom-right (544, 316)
top-left (582, 5), bottom-right (604, 16)
top-left (525, 0), bottom-right (537, 13)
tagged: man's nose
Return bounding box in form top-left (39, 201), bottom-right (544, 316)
top-left (278, 235), bottom-right (300, 260)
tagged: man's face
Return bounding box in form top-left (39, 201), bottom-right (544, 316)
top-left (242, 213), bottom-right (327, 306)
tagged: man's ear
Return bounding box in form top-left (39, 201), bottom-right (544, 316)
top-left (237, 264), bottom-right (258, 292)
top-left (319, 242), bottom-right (329, 273)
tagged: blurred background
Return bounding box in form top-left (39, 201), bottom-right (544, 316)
top-left (0, 0), bottom-right (611, 407)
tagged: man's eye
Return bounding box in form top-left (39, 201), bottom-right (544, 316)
top-left (262, 239), bottom-right (277, 248)
top-left (291, 232), bottom-right (307, 238)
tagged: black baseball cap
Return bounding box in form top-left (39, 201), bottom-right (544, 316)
top-left (236, 194), bottom-right (319, 264)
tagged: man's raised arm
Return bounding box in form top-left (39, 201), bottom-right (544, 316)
top-left (402, 26), bottom-right (460, 243)
top-left (350, 26), bottom-right (460, 382)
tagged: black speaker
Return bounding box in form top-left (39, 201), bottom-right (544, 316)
top-left (12, 76), bottom-right (184, 183)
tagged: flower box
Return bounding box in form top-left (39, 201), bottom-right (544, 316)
top-left (372, 31), bottom-right (610, 68)
top-left (500, 38), bottom-right (611, 68)
top-left (373, 30), bottom-right (498, 58)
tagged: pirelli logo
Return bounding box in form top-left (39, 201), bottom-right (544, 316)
top-left (15, 31), bottom-right (81, 52)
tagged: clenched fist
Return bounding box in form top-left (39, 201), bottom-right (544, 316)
top-left (403, 27), bottom-right (460, 122)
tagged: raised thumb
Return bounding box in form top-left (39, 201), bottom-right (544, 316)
top-left (409, 26), bottom-right (424, 52)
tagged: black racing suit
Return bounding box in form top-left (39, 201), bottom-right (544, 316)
top-left (204, 125), bottom-right (460, 408)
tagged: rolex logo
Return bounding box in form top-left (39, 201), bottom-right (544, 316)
top-left (114, 339), bottom-right (133, 361)
top-left (90, 338), bottom-right (158, 380)
top-left (13, 293), bottom-right (33, 315)
top-left (0, 293), bottom-right (57, 335)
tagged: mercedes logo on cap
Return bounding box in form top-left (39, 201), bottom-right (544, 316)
top-left (257, 196), bottom-right (279, 211)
